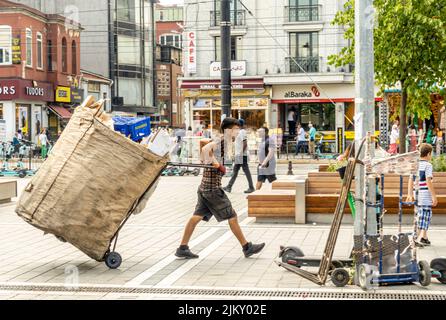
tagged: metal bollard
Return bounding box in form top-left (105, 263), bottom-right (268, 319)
top-left (287, 161), bottom-right (294, 175)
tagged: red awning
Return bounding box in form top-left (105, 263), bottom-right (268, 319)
top-left (272, 97), bottom-right (384, 104)
top-left (181, 79), bottom-right (264, 90)
top-left (49, 106), bottom-right (72, 119)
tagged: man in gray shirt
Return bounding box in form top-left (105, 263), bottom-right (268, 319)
top-left (223, 119), bottom-right (255, 194)
top-left (256, 127), bottom-right (277, 190)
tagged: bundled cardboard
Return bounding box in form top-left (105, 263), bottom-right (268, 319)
top-left (15, 97), bottom-right (168, 261)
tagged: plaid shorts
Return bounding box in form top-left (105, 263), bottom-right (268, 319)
top-left (417, 206), bottom-right (432, 231)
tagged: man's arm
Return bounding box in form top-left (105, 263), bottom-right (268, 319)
top-left (427, 177), bottom-right (438, 207)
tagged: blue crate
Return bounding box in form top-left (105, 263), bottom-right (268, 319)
top-left (113, 117), bottom-right (151, 142)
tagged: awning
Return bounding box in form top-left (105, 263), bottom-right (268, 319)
top-left (49, 106), bottom-right (73, 119)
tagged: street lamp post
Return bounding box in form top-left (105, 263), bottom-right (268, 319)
top-left (220, 0), bottom-right (231, 119)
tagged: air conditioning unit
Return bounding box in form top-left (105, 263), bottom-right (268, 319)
top-left (112, 97), bottom-right (124, 107)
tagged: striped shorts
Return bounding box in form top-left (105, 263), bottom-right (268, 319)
top-left (417, 206), bottom-right (432, 231)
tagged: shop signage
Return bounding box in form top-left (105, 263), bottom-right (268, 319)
top-left (12, 35), bottom-right (21, 64)
top-left (0, 80), bottom-right (53, 101)
top-left (284, 86), bottom-right (320, 99)
top-left (56, 86), bottom-right (71, 103)
top-left (209, 61), bottom-right (247, 77)
top-left (25, 87), bottom-right (45, 96)
top-left (186, 31), bottom-right (196, 74)
top-left (70, 87), bottom-right (84, 104)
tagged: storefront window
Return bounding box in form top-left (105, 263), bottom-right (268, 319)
top-left (16, 104), bottom-right (30, 139)
top-left (294, 103), bottom-right (335, 131)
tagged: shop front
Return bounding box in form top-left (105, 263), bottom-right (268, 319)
top-left (272, 83), bottom-right (382, 153)
top-left (0, 79), bottom-right (53, 142)
top-left (49, 86), bottom-right (84, 138)
top-left (181, 78), bottom-right (270, 131)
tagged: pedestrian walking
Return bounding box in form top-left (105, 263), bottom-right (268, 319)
top-left (406, 143), bottom-right (438, 247)
top-left (388, 120), bottom-right (400, 155)
top-left (295, 124), bottom-right (307, 156)
top-left (39, 128), bottom-right (48, 159)
top-left (409, 125), bottom-right (418, 152)
top-left (308, 123), bottom-right (317, 158)
top-left (288, 107), bottom-right (296, 136)
top-left (223, 119), bottom-right (255, 194)
top-left (175, 117), bottom-right (265, 259)
top-left (256, 126), bottom-right (277, 190)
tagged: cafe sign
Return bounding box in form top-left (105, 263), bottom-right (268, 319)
top-left (0, 80), bottom-right (53, 101)
top-left (209, 61), bottom-right (247, 77)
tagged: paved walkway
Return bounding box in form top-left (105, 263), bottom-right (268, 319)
top-left (1, 166), bottom-right (446, 300)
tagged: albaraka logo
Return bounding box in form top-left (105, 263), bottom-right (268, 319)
top-left (284, 86), bottom-right (320, 98)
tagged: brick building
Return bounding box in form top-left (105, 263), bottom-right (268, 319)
top-left (0, 0), bottom-right (81, 142)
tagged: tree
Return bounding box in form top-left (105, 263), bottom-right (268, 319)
top-left (329, 0), bottom-right (446, 153)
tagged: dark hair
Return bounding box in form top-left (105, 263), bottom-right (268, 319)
top-left (420, 143), bottom-right (433, 157)
top-left (238, 119), bottom-right (245, 127)
top-left (220, 117), bottom-right (240, 133)
top-left (188, 126), bottom-right (192, 131)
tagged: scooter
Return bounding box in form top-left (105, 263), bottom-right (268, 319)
top-left (278, 246), bottom-right (355, 287)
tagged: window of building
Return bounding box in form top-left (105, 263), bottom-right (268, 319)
top-left (47, 40), bottom-right (53, 71)
top-left (88, 82), bottom-right (101, 92)
top-left (214, 36), bottom-right (242, 61)
top-left (0, 26), bottom-right (12, 65)
top-left (62, 37), bottom-right (67, 73)
top-left (71, 40), bottom-right (77, 74)
top-left (36, 32), bottom-right (43, 69)
top-left (26, 28), bottom-right (32, 67)
top-left (160, 34), bottom-right (182, 48)
top-left (118, 35), bottom-right (141, 65)
top-left (117, 0), bottom-right (135, 22)
top-left (159, 10), bottom-right (164, 21)
top-left (289, 32), bottom-right (319, 72)
top-left (0, 103), bottom-right (3, 119)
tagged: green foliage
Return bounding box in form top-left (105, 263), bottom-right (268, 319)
top-left (327, 160), bottom-right (348, 173)
top-left (432, 155), bottom-right (446, 172)
top-left (329, 0), bottom-right (446, 121)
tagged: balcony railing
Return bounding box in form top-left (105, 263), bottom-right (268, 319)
top-left (286, 56), bottom-right (320, 73)
top-left (210, 10), bottom-right (246, 27)
top-left (285, 5), bottom-right (321, 23)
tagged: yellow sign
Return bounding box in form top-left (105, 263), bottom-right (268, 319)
top-left (55, 86), bottom-right (71, 103)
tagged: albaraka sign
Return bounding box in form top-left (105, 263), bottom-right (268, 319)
top-left (0, 79), bottom-right (54, 101)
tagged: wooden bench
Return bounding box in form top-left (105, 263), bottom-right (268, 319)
top-left (306, 172), bottom-right (446, 215)
top-left (248, 179), bottom-right (307, 223)
top-left (0, 180), bottom-right (17, 204)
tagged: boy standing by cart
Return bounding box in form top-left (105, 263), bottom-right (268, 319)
top-left (175, 117), bottom-right (265, 259)
top-left (407, 143), bottom-right (438, 247)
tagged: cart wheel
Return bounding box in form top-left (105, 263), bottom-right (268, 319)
top-left (18, 170), bottom-right (26, 178)
top-left (105, 252), bottom-right (122, 269)
top-left (358, 264), bottom-right (373, 291)
top-left (419, 260), bottom-right (431, 286)
top-left (331, 268), bottom-right (350, 287)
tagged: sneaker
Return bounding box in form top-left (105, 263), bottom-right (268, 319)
top-left (175, 247), bottom-right (199, 259)
top-left (244, 188), bottom-right (255, 194)
top-left (243, 242), bottom-right (265, 258)
top-left (420, 238), bottom-right (431, 246)
top-left (223, 186), bottom-right (232, 193)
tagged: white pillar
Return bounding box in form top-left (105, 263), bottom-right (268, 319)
top-left (3, 101), bottom-right (15, 141)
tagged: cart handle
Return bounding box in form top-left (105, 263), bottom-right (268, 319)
top-left (167, 162), bottom-right (215, 169)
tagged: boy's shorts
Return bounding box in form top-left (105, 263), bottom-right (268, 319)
top-left (257, 174), bottom-right (277, 183)
top-left (417, 206), bottom-right (432, 231)
top-left (194, 188), bottom-right (237, 222)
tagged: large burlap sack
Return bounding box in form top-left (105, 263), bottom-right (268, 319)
top-left (15, 98), bottom-right (168, 261)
